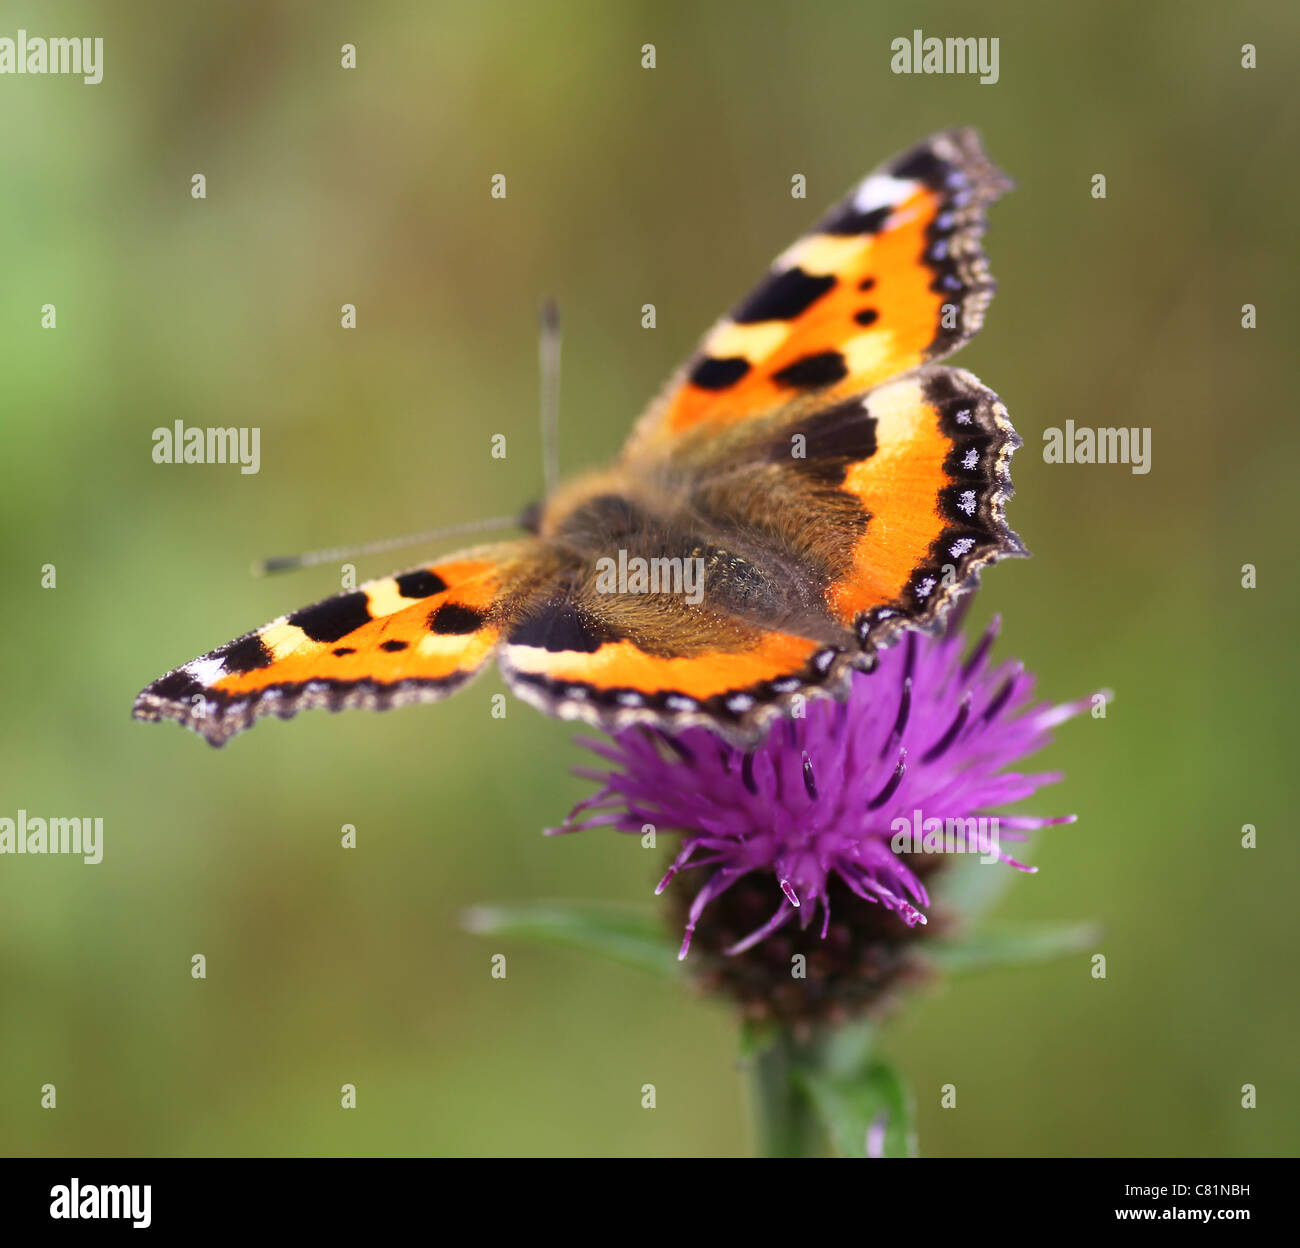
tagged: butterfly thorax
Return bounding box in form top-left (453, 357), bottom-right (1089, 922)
top-left (532, 464), bottom-right (852, 647)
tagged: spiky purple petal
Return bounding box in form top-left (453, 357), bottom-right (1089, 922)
top-left (561, 620), bottom-right (1089, 958)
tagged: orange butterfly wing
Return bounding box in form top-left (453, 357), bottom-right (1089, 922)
top-left (132, 546), bottom-right (529, 745)
top-left (814, 366), bottom-right (1022, 648)
top-left (626, 127), bottom-right (1011, 456)
top-left (498, 590), bottom-right (845, 746)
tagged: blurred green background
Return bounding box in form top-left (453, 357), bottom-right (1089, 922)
top-left (2, 0), bottom-right (1296, 1157)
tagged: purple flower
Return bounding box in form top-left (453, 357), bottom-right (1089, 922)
top-left (556, 619), bottom-right (1090, 963)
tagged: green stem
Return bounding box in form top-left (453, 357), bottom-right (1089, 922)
top-left (749, 1029), bottom-right (822, 1157)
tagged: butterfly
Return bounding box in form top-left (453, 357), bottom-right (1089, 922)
top-left (133, 127), bottom-right (1023, 749)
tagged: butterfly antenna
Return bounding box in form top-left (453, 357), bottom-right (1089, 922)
top-left (539, 295), bottom-right (561, 497)
top-left (254, 514), bottom-right (520, 576)
top-left (258, 302), bottom-right (560, 576)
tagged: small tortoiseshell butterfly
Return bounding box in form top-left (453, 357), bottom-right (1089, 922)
top-left (134, 128), bottom-right (1023, 748)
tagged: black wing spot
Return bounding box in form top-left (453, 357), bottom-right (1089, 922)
top-left (819, 204), bottom-right (891, 236)
top-left (689, 356), bottom-right (751, 390)
top-left (890, 148), bottom-right (948, 187)
top-left (218, 634), bottom-right (273, 673)
top-left (853, 308), bottom-right (879, 327)
top-left (777, 398), bottom-right (878, 484)
top-left (773, 351), bottom-right (848, 389)
top-left (429, 603), bottom-right (487, 635)
top-left (508, 601), bottom-right (610, 654)
top-left (395, 569), bottom-right (448, 599)
top-left (380, 640), bottom-right (409, 652)
top-left (149, 670), bottom-right (205, 701)
top-left (798, 400), bottom-right (878, 463)
top-left (289, 592), bottom-right (373, 643)
top-left (732, 268), bottom-right (835, 323)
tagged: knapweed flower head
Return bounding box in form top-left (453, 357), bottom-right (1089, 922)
top-left (557, 618), bottom-right (1090, 1017)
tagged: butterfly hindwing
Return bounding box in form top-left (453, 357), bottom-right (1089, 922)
top-left (132, 545), bottom-right (531, 746)
top-left (498, 578), bottom-right (851, 745)
top-left (822, 365), bottom-right (1022, 649)
top-left (668, 364), bottom-right (1023, 649)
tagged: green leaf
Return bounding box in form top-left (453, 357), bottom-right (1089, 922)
top-left (798, 1060), bottom-right (916, 1158)
top-left (818, 1017), bottom-right (877, 1079)
top-left (926, 919), bottom-right (1100, 974)
top-left (460, 901), bottom-right (682, 979)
